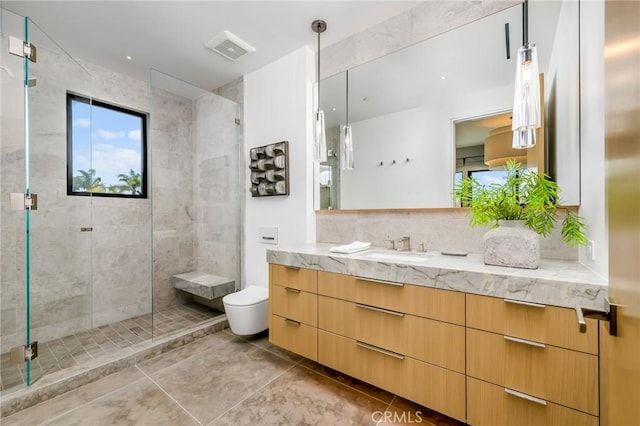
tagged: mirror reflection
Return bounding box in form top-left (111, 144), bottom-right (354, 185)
top-left (319, 0), bottom-right (579, 210)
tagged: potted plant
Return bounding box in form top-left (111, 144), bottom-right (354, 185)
top-left (454, 160), bottom-right (587, 269)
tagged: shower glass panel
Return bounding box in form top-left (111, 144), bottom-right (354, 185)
top-left (26, 15), bottom-right (95, 387)
top-left (149, 70), bottom-right (240, 332)
top-left (0, 10), bottom-right (94, 392)
top-left (1, 9), bottom-right (30, 391)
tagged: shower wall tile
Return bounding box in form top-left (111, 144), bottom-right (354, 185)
top-left (1, 35), bottom-right (27, 351)
top-left (151, 87), bottom-right (195, 311)
top-left (193, 94), bottom-right (240, 287)
top-left (213, 77), bottom-right (244, 105)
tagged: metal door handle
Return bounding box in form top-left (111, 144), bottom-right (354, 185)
top-left (356, 303), bottom-right (404, 317)
top-left (284, 287), bottom-right (301, 294)
top-left (504, 335), bottom-right (546, 348)
top-left (356, 341), bottom-right (405, 360)
top-left (505, 388), bottom-right (547, 406)
top-left (355, 276), bottom-right (404, 287)
top-left (504, 299), bottom-right (546, 308)
top-left (576, 297), bottom-right (618, 336)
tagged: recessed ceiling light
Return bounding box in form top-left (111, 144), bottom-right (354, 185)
top-left (126, 55), bottom-right (132, 60)
top-left (332, 108), bottom-right (336, 111)
top-left (362, 97), bottom-right (368, 102)
top-left (441, 76), bottom-right (446, 80)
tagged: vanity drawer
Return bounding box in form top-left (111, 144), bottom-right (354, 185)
top-left (466, 328), bottom-right (598, 415)
top-left (466, 293), bottom-right (598, 354)
top-left (270, 264), bottom-right (318, 293)
top-left (467, 377), bottom-right (598, 426)
top-left (269, 314), bottom-right (317, 361)
top-left (318, 296), bottom-right (465, 372)
top-left (317, 271), bottom-right (465, 325)
top-left (318, 330), bottom-right (466, 422)
top-left (271, 284), bottom-right (318, 326)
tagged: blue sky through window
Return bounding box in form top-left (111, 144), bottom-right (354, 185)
top-left (71, 100), bottom-right (143, 187)
top-left (470, 170), bottom-right (509, 188)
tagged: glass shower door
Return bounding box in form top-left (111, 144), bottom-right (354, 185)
top-left (0, 9), bottom-right (30, 391)
top-left (25, 16), bottom-right (94, 385)
top-left (0, 11), bottom-right (93, 392)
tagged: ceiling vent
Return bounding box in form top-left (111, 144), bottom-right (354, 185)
top-left (205, 30), bottom-right (256, 62)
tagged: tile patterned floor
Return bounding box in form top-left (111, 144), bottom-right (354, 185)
top-left (0, 303), bottom-right (222, 392)
top-left (2, 329), bottom-right (464, 425)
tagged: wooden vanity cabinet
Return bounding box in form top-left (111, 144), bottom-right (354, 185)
top-left (317, 272), bottom-right (466, 422)
top-left (268, 264), bottom-right (601, 425)
top-left (466, 294), bottom-right (599, 426)
top-left (268, 264), bottom-right (318, 361)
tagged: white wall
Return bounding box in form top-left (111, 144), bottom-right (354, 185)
top-left (243, 47), bottom-right (315, 289)
top-left (341, 106), bottom-right (450, 209)
top-left (544, 0), bottom-right (581, 206)
top-left (340, 83), bottom-right (513, 209)
top-left (579, 0), bottom-right (607, 278)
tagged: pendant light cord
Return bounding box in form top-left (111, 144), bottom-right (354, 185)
top-left (317, 23), bottom-right (321, 114)
top-left (345, 70), bottom-right (349, 125)
top-left (522, 0), bottom-right (528, 46)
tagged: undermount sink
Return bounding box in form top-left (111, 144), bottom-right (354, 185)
top-left (362, 251), bottom-right (433, 263)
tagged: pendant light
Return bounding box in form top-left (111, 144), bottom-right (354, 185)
top-left (312, 20), bottom-right (327, 163)
top-left (512, 0), bottom-right (540, 149)
top-left (340, 70), bottom-right (354, 170)
top-left (484, 125), bottom-right (527, 169)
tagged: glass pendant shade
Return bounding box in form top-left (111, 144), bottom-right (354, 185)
top-left (340, 124), bottom-right (354, 170)
top-left (512, 43), bottom-right (540, 149)
top-left (485, 125), bottom-right (527, 168)
top-left (315, 110), bottom-right (327, 163)
top-left (512, 126), bottom-right (537, 150)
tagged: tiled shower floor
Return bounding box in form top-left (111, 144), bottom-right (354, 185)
top-left (0, 303), bottom-right (222, 392)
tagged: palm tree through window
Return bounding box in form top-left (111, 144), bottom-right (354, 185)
top-left (66, 93), bottom-right (147, 198)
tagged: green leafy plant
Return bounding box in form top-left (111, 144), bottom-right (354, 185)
top-left (453, 160), bottom-right (587, 247)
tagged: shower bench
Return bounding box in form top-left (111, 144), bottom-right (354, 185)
top-left (171, 272), bottom-right (235, 309)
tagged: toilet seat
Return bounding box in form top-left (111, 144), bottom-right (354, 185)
top-left (223, 285), bottom-right (268, 307)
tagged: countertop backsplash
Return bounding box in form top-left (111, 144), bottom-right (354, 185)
top-left (316, 209), bottom-right (579, 261)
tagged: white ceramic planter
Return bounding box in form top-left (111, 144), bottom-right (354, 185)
top-left (483, 220), bottom-right (540, 269)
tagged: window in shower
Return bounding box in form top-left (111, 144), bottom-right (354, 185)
top-left (66, 93), bottom-right (148, 198)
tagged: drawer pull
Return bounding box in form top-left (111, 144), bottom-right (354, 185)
top-left (504, 299), bottom-right (546, 309)
top-left (284, 287), bottom-right (301, 294)
top-left (505, 388), bottom-right (548, 406)
top-left (356, 341), bottom-right (405, 360)
top-left (356, 303), bottom-right (404, 317)
top-left (284, 265), bottom-right (300, 270)
top-left (504, 335), bottom-right (546, 348)
top-left (284, 318), bottom-right (301, 326)
top-left (355, 276), bottom-right (404, 287)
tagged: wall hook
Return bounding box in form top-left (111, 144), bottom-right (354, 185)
top-left (405, 157), bottom-right (410, 163)
top-left (392, 160), bottom-right (396, 165)
top-left (379, 161), bottom-right (384, 166)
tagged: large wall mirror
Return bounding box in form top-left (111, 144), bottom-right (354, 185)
top-left (318, 0), bottom-right (579, 210)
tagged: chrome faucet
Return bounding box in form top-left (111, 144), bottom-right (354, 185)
top-left (398, 236), bottom-right (411, 251)
top-left (383, 237), bottom-right (396, 250)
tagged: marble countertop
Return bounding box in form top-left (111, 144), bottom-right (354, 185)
top-left (266, 243), bottom-right (608, 310)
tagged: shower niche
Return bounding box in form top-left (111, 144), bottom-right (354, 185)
top-left (249, 141), bottom-right (289, 197)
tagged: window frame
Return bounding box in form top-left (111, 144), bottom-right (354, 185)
top-left (66, 93), bottom-right (148, 199)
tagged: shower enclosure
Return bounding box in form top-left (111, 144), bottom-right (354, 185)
top-left (1, 9), bottom-right (241, 396)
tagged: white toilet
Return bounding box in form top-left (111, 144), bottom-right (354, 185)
top-left (222, 285), bottom-right (269, 335)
